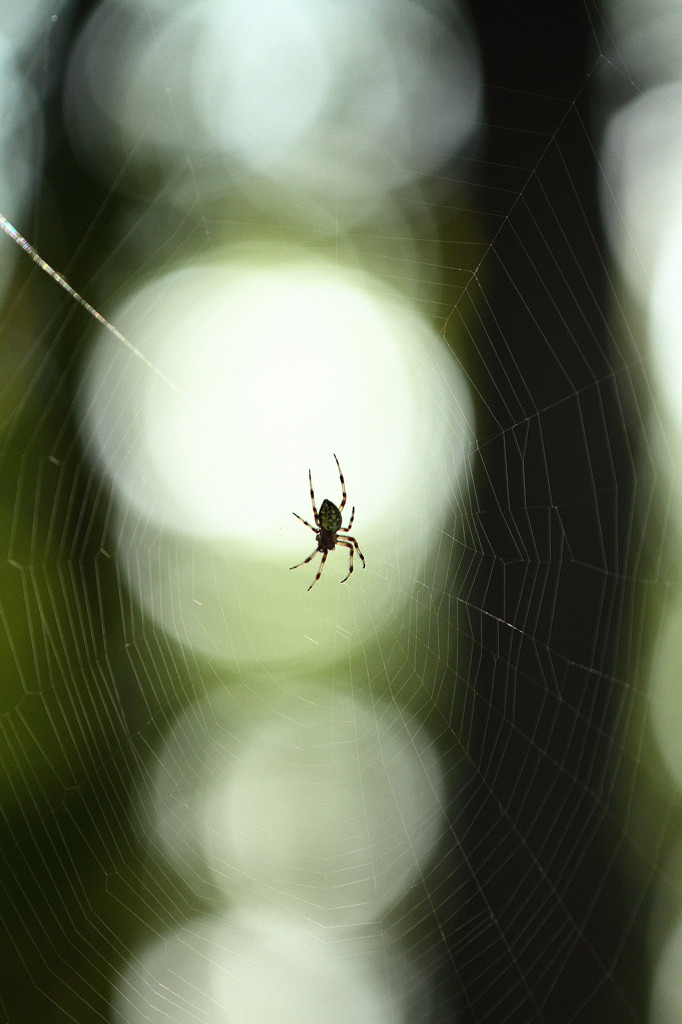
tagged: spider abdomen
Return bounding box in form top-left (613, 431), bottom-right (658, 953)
top-left (319, 498), bottom-right (342, 533)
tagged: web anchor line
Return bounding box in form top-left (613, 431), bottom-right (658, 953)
top-left (0, 212), bottom-right (218, 428)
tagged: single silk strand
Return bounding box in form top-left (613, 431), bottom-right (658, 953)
top-left (0, 212), bottom-right (212, 422)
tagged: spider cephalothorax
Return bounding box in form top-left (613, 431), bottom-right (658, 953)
top-left (290, 455), bottom-right (366, 590)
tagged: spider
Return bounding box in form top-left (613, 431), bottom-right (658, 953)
top-left (290, 454), bottom-right (366, 590)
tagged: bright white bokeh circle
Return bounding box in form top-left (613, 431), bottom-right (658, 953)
top-left (148, 686), bottom-right (445, 924)
top-left (64, 0), bottom-right (481, 219)
top-left (112, 909), bottom-right (420, 1024)
top-left (80, 250), bottom-right (473, 661)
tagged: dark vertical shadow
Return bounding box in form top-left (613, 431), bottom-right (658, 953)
top-left (440, 3), bottom-right (646, 1021)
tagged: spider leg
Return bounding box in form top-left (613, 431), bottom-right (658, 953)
top-left (338, 505), bottom-right (355, 532)
top-left (337, 539), bottom-right (355, 583)
top-left (290, 547), bottom-right (319, 571)
top-left (293, 512), bottom-right (317, 533)
top-left (340, 534), bottom-right (365, 569)
top-left (333, 453), bottom-right (347, 513)
top-left (307, 549), bottom-right (328, 590)
top-left (308, 469), bottom-right (320, 527)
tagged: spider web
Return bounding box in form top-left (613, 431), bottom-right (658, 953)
top-left (0, 2), bottom-right (669, 1022)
